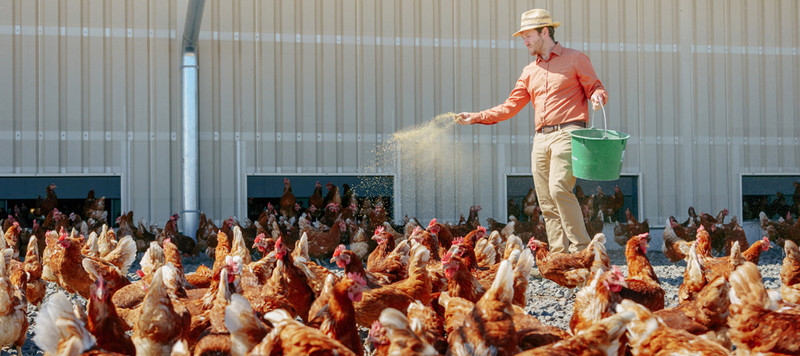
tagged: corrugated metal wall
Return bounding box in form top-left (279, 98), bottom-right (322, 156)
top-left (1, 0), bottom-right (798, 226)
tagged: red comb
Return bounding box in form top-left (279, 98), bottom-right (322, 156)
top-left (453, 236), bottom-right (465, 245)
top-left (428, 218), bottom-right (438, 227)
top-left (441, 251), bottom-right (453, 264)
top-left (347, 272), bottom-right (367, 287)
top-left (136, 270), bottom-right (145, 278)
top-left (334, 244), bottom-right (346, 256)
top-left (374, 226), bottom-right (385, 235)
top-left (478, 225), bottom-right (486, 233)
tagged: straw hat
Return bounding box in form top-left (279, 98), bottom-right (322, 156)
top-left (512, 9), bottom-right (561, 37)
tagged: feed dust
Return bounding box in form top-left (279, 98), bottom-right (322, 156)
top-left (354, 112), bottom-right (465, 217)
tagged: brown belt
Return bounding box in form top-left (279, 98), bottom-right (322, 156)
top-left (537, 121), bottom-right (587, 134)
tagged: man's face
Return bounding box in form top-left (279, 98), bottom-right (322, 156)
top-left (520, 28), bottom-right (545, 56)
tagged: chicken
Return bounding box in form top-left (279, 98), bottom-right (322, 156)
top-left (191, 268), bottom-right (235, 355)
top-left (332, 244), bottom-right (391, 288)
top-left (676, 242), bottom-right (708, 304)
top-left (23, 235), bottom-right (46, 307)
top-left (302, 218), bottom-right (347, 258)
top-left (406, 300), bottom-right (447, 354)
top-left (613, 208), bottom-right (650, 247)
top-left (252, 235), bottom-right (314, 321)
top-left (446, 205), bottom-right (482, 238)
top-left (353, 243), bottom-right (432, 327)
top-left (86, 277), bottom-right (136, 354)
top-left (160, 213), bottom-right (196, 256)
top-left (224, 294), bottom-right (270, 356)
top-left (517, 312), bottom-right (634, 356)
top-left (3, 221), bottom-right (21, 257)
top-left (378, 308), bottom-right (439, 355)
top-left (728, 261), bottom-right (800, 354)
top-left (527, 233), bottom-right (610, 288)
top-left (438, 291), bottom-right (480, 354)
top-left (308, 273), bottom-right (368, 355)
top-left (522, 187), bottom-right (539, 221)
top-left (195, 212), bottom-right (218, 257)
top-left (279, 177), bottom-right (297, 219)
top-left (50, 230), bottom-right (136, 299)
top-left (760, 210), bottom-right (800, 247)
top-left (583, 205), bottom-right (605, 238)
top-left (570, 267), bottom-right (626, 333)
top-left (308, 181), bottom-right (326, 220)
top-left (442, 250), bottom-right (488, 303)
top-left (655, 275), bottom-right (730, 345)
top-left (0, 256), bottom-right (27, 356)
top-left (292, 232), bottom-right (338, 295)
top-left (449, 260), bottom-right (519, 355)
top-left (722, 215), bottom-right (749, 257)
top-left (427, 218), bottom-right (455, 259)
top-left (616, 299), bottom-right (731, 355)
top-left (618, 233), bottom-right (665, 311)
top-left (252, 308), bottom-right (356, 355)
top-left (33, 292), bottom-right (96, 356)
top-left (512, 305), bottom-right (570, 350)
top-left (36, 182), bottom-right (58, 217)
top-left (366, 226), bottom-right (410, 282)
top-left (743, 236), bottom-right (771, 264)
top-left (132, 265), bottom-right (192, 355)
top-left (662, 218), bottom-right (692, 263)
top-left (781, 240), bottom-right (800, 303)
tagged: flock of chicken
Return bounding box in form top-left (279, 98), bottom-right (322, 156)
top-left (1, 181), bottom-right (800, 355)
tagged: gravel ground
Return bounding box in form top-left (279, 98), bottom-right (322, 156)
top-left (5, 244), bottom-right (786, 355)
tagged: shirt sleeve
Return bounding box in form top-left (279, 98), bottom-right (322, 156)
top-left (575, 53), bottom-right (608, 105)
top-left (470, 72), bottom-right (532, 125)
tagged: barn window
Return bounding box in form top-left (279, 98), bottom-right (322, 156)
top-left (246, 175), bottom-right (395, 221)
top-left (741, 175), bottom-right (800, 221)
top-left (506, 174), bottom-right (640, 223)
top-left (0, 175), bottom-right (121, 226)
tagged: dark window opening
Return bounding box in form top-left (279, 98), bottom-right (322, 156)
top-left (742, 175), bottom-right (800, 221)
top-left (0, 176), bottom-right (121, 229)
top-left (246, 175), bottom-right (395, 222)
top-left (506, 175), bottom-right (639, 223)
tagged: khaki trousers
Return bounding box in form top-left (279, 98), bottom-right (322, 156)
top-left (531, 126), bottom-right (591, 253)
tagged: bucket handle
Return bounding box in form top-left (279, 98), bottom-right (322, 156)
top-left (589, 100), bottom-right (608, 139)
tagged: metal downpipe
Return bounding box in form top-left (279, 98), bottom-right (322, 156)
top-left (181, 0), bottom-right (206, 239)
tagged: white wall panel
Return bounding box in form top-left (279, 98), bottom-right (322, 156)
top-left (1, 0), bottom-right (799, 226)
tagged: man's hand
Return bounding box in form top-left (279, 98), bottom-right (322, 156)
top-left (455, 112), bottom-right (474, 125)
top-left (590, 92), bottom-right (606, 111)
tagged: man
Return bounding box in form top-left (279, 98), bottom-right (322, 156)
top-left (456, 8), bottom-right (608, 254)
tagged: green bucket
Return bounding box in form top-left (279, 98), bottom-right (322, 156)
top-left (569, 103), bottom-right (630, 181)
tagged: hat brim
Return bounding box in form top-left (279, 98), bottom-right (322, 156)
top-left (512, 22), bottom-right (561, 37)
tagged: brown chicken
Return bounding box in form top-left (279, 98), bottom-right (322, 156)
top-left (3, 222), bottom-right (21, 257)
top-left (377, 308), bottom-right (439, 355)
top-left (655, 275), bottom-right (731, 346)
top-left (131, 265), bottom-right (192, 355)
top-left (729, 261), bottom-right (800, 354)
top-left (307, 181), bottom-right (326, 219)
top-left (617, 299), bottom-right (731, 355)
top-left (224, 294), bottom-right (271, 356)
top-left (512, 305), bottom-right (570, 350)
top-left (308, 273), bottom-right (368, 355)
top-left (354, 244), bottom-right (432, 327)
top-left (332, 244), bottom-right (390, 288)
top-left (253, 235), bottom-right (314, 321)
top-left (252, 308), bottom-right (356, 355)
top-left (32, 292), bottom-right (96, 355)
top-left (160, 213), bottom-right (196, 256)
top-left (406, 300), bottom-right (447, 353)
top-left (742, 236), bottom-right (771, 264)
top-left (23, 235), bottom-right (46, 307)
top-left (302, 218), bottom-right (347, 258)
top-left (516, 312), bottom-right (634, 356)
top-left (195, 212), bottom-right (218, 257)
top-left (50, 230), bottom-right (136, 299)
top-left (442, 250), bottom-right (488, 303)
top-left (279, 177), bottom-right (297, 219)
top-left (781, 240), bottom-right (800, 303)
top-left (291, 232), bottom-right (337, 295)
top-left (0, 256), bottom-right (27, 356)
top-left (86, 277), bottom-right (136, 355)
top-left (722, 215), bottom-right (750, 257)
top-left (427, 218), bottom-right (455, 259)
top-left (570, 267), bottom-right (627, 333)
top-left (618, 233), bottom-right (665, 311)
top-left (527, 233), bottom-right (609, 288)
top-left (366, 226), bottom-right (409, 282)
top-left (662, 218), bottom-right (692, 263)
top-left (613, 208), bottom-right (650, 247)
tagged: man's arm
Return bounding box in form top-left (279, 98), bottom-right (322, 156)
top-left (456, 73), bottom-right (531, 125)
top-left (575, 53), bottom-right (608, 110)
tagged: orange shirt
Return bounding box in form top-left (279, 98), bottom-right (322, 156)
top-left (470, 43), bottom-right (607, 131)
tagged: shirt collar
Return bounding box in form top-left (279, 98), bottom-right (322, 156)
top-left (536, 42), bottom-right (562, 63)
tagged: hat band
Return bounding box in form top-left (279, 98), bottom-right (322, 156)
top-left (522, 22), bottom-right (552, 27)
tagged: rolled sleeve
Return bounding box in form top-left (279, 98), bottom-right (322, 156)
top-left (474, 75), bottom-right (531, 125)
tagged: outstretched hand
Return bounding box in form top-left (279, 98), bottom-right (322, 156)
top-left (455, 112), bottom-right (473, 125)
